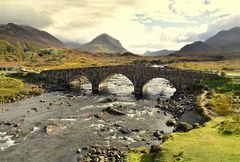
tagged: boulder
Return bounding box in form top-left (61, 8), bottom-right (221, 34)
top-left (103, 107), bottom-right (126, 115)
top-left (45, 123), bottom-right (61, 134)
top-left (166, 119), bottom-right (176, 127)
top-left (150, 145), bottom-right (161, 153)
top-left (174, 122), bottom-right (191, 132)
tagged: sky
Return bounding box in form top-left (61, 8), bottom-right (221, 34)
top-left (1, 0), bottom-right (240, 54)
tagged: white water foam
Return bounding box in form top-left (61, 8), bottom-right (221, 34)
top-left (0, 132), bottom-right (16, 151)
top-left (47, 118), bottom-right (77, 122)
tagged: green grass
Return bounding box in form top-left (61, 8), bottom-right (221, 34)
top-left (155, 119), bottom-right (240, 162)
top-left (125, 119), bottom-right (240, 162)
top-left (124, 148), bottom-right (154, 162)
top-left (204, 77), bottom-right (240, 93)
top-left (0, 75), bottom-right (43, 103)
top-left (0, 76), bottom-right (24, 96)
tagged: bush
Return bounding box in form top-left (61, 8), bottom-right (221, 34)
top-left (37, 48), bottom-right (58, 56)
top-left (218, 114), bottom-right (240, 135)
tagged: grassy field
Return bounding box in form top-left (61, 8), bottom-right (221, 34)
top-left (155, 118), bottom-right (240, 162)
top-left (125, 73), bottom-right (240, 162)
top-left (0, 75), bottom-right (43, 103)
top-left (171, 60), bottom-right (240, 74)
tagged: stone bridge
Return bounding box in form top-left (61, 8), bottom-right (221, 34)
top-left (40, 65), bottom-right (219, 98)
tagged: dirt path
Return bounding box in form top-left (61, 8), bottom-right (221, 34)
top-left (199, 90), bottom-right (217, 118)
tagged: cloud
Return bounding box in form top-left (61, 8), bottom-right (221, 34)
top-left (0, 1), bottom-right (53, 28)
top-left (1, 0), bottom-right (240, 54)
top-left (199, 15), bottom-right (240, 41)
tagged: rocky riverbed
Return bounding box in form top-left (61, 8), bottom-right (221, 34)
top-left (0, 75), bottom-right (203, 162)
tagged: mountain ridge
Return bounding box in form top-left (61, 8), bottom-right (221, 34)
top-left (0, 23), bottom-right (67, 48)
top-left (177, 26), bottom-right (240, 57)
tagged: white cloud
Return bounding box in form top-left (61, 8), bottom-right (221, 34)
top-left (1, 0), bottom-right (240, 54)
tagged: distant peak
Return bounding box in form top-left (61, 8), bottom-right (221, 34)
top-left (193, 41), bottom-right (204, 44)
top-left (96, 33), bottom-right (112, 38)
top-left (7, 23), bottom-right (18, 27)
top-left (229, 26), bottom-right (240, 31)
top-left (99, 33), bottom-right (109, 36)
top-left (7, 23), bottom-right (16, 25)
top-left (92, 33), bottom-right (119, 43)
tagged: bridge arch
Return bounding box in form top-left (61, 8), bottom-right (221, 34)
top-left (142, 77), bottom-right (176, 99)
top-left (68, 74), bottom-right (92, 84)
top-left (68, 75), bottom-right (92, 93)
top-left (98, 73), bottom-right (134, 95)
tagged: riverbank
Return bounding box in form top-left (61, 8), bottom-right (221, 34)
top-left (0, 75), bottom-right (43, 104)
top-left (125, 76), bottom-right (240, 162)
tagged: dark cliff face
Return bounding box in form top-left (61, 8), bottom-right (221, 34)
top-left (0, 23), bottom-right (67, 48)
top-left (78, 33), bottom-right (128, 54)
top-left (177, 27), bottom-right (240, 57)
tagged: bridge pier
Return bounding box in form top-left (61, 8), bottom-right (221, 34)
top-left (92, 83), bottom-right (100, 94)
top-left (134, 86), bottom-right (143, 99)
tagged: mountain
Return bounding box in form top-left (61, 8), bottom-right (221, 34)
top-left (65, 41), bottom-right (82, 49)
top-left (177, 27), bottom-right (240, 57)
top-left (78, 33), bottom-right (128, 54)
top-left (144, 49), bottom-right (176, 56)
top-left (205, 27), bottom-right (240, 52)
top-left (0, 23), bottom-right (67, 48)
top-left (178, 41), bottom-right (213, 54)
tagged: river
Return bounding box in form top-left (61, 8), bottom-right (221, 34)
top-left (0, 74), bottom-right (197, 162)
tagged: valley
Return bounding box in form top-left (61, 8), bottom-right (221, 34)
top-left (1, 1), bottom-right (240, 161)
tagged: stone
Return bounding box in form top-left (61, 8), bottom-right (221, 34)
top-left (103, 107), bottom-right (126, 115)
top-left (193, 123), bottom-right (200, 128)
top-left (119, 127), bottom-right (131, 134)
top-left (82, 146), bottom-right (89, 150)
top-left (40, 99), bottom-right (46, 103)
top-left (174, 122), bottom-right (191, 132)
top-left (31, 107), bottom-right (39, 112)
top-left (45, 123), bottom-right (61, 134)
top-left (166, 119), bottom-right (176, 127)
top-left (99, 96), bottom-right (117, 103)
top-left (153, 131), bottom-right (164, 139)
top-left (150, 145), bottom-right (161, 153)
top-left (13, 123), bottom-right (20, 127)
top-left (131, 128), bottom-right (140, 132)
top-left (76, 149), bottom-right (81, 153)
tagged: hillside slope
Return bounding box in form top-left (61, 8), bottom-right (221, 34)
top-left (0, 23), bottom-right (67, 48)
